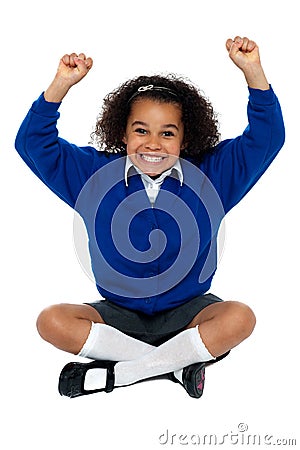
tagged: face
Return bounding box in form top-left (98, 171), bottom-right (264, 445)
top-left (123, 99), bottom-right (185, 176)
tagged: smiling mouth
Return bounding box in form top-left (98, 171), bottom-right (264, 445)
top-left (139, 153), bottom-right (167, 163)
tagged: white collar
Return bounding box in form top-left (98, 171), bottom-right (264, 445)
top-left (124, 156), bottom-right (183, 187)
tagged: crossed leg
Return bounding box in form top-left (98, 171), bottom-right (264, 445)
top-left (37, 300), bottom-right (256, 358)
top-left (186, 300), bottom-right (256, 357)
top-left (36, 303), bottom-right (105, 354)
top-left (37, 300), bottom-right (256, 396)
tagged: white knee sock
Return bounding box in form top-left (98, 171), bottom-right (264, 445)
top-left (78, 322), bottom-right (154, 361)
top-left (114, 326), bottom-right (214, 386)
top-left (79, 323), bottom-right (214, 390)
top-left (78, 322), bottom-right (155, 391)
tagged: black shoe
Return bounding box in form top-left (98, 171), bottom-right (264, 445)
top-left (169, 351), bottom-right (230, 398)
top-left (169, 362), bottom-right (206, 398)
top-left (58, 360), bottom-right (117, 398)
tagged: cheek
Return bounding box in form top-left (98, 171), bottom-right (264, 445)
top-left (168, 140), bottom-right (182, 156)
top-left (125, 136), bottom-right (140, 154)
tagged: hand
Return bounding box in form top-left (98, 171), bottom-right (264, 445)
top-left (226, 36), bottom-right (260, 70)
top-left (56, 53), bottom-right (93, 87)
top-left (44, 52), bottom-right (93, 102)
top-left (225, 36), bottom-right (269, 90)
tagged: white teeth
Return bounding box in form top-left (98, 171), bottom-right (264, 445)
top-left (141, 154), bottom-right (164, 163)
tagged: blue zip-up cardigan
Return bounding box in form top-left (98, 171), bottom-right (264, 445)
top-left (15, 87), bottom-right (285, 315)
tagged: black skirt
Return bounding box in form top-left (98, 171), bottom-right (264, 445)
top-left (87, 293), bottom-right (223, 346)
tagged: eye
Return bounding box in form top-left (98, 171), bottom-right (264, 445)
top-left (162, 131), bottom-right (175, 137)
top-left (134, 128), bottom-right (147, 135)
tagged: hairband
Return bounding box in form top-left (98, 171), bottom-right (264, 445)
top-left (127, 84), bottom-right (178, 104)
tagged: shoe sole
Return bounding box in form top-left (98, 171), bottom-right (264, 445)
top-left (58, 363), bottom-right (89, 398)
top-left (183, 363), bottom-right (205, 398)
top-left (194, 365), bottom-right (205, 398)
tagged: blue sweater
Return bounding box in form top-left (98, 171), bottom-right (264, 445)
top-left (15, 87), bottom-right (285, 315)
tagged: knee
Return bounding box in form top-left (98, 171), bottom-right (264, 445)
top-left (36, 304), bottom-right (67, 343)
top-left (228, 301), bottom-right (256, 339)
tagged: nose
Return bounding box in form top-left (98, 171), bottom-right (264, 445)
top-left (145, 134), bottom-right (161, 151)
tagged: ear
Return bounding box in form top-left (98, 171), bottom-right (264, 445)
top-left (122, 135), bottom-right (128, 145)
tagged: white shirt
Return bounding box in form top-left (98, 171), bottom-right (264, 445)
top-left (125, 156), bottom-right (183, 205)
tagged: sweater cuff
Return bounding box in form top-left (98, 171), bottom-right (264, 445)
top-left (31, 92), bottom-right (62, 116)
top-left (248, 85), bottom-right (276, 106)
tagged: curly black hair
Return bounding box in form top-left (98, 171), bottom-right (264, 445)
top-left (91, 74), bottom-right (220, 163)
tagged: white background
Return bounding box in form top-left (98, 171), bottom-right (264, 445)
top-left (1, 0), bottom-right (299, 449)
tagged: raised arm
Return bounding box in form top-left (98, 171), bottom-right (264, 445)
top-left (201, 37), bottom-right (285, 213)
top-left (15, 53), bottom-right (97, 208)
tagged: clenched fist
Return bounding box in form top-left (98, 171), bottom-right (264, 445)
top-left (225, 36), bottom-right (269, 90)
top-left (44, 52), bottom-right (93, 103)
top-left (57, 53), bottom-right (93, 86)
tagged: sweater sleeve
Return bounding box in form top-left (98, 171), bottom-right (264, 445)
top-left (15, 93), bottom-right (98, 208)
top-left (201, 86), bottom-right (285, 213)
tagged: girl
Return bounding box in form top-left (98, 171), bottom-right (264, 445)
top-left (15, 36), bottom-right (285, 399)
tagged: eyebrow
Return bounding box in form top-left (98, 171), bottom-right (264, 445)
top-left (131, 120), bottom-right (179, 131)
